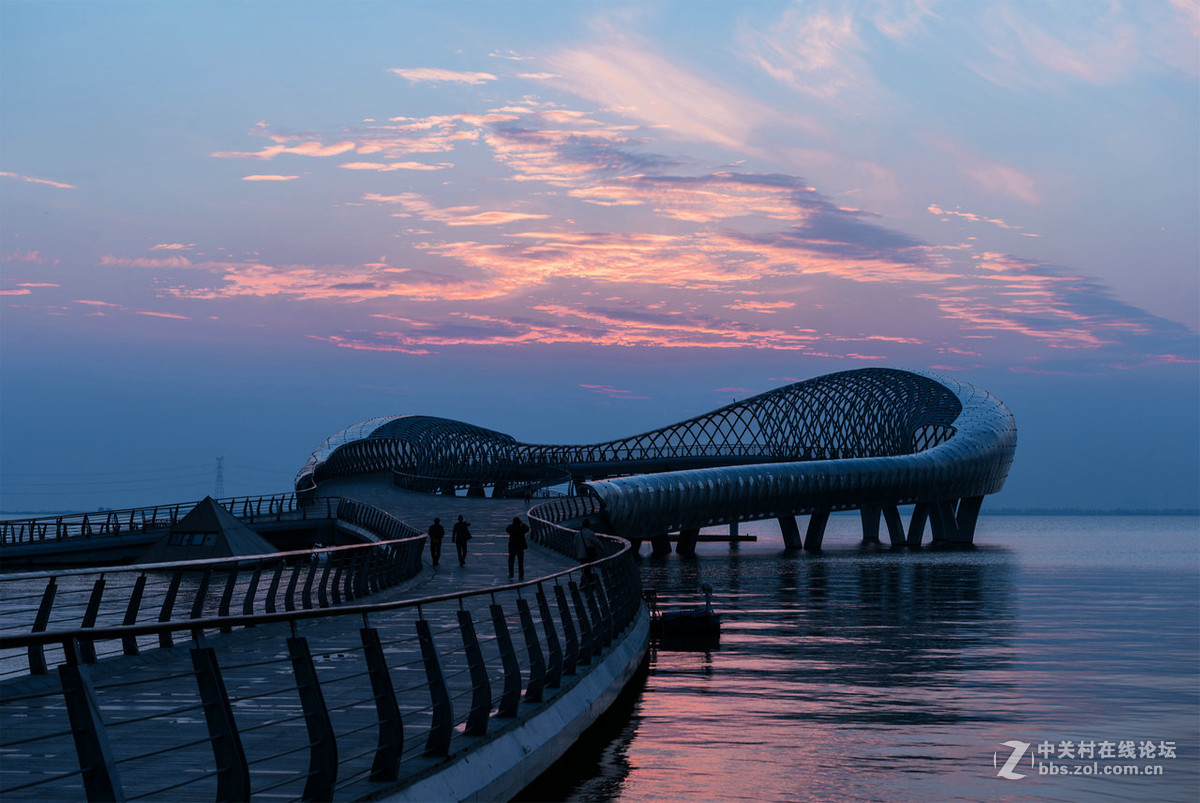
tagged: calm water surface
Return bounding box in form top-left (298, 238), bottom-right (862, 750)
top-left (534, 515), bottom-right (1199, 803)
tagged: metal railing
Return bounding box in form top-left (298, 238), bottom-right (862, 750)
top-left (391, 466), bottom-right (574, 499)
top-left (0, 532), bottom-right (644, 802)
top-left (1, 492), bottom-right (307, 546)
top-left (0, 499), bottom-right (425, 678)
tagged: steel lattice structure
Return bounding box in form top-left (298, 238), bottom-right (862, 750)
top-left (296, 368), bottom-right (1016, 546)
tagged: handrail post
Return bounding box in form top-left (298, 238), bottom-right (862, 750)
top-left (217, 569), bottom-right (238, 633)
top-left (415, 618), bottom-right (453, 756)
top-left (553, 584), bottom-right (578, 675)
top-left (158, 570), bottom-right (183, 648)
top-left (489, 603), bottom-right (522, 717)
top-left (535, 586), bottom-right (562, 688)
top-left (457, 610), bottom-right (491, 736)
top-left (568, 580), bottom-right (594, 665)
top-left (58, 655), bottom-right (125, 802)
top-left (29, 577), bottom-right (57, 675)
top-left (242, 564), bottom-right (264, 619)
top-left (121, 574), bottom-right (147, 656)
top-left (287, 636), bottom-right (338, 801)
top-left (582, 578), bottom-right (607, 652)
top-left (78, 575), bottom-right (106, 664)
top-left (516, 598), bottom-right (545, 703)
top-left (265, 561), bottom-right (284, 614)
top-left (191, 646), bottom-right (251, 803)
top-left (360, 627), bottom-right (403, 781)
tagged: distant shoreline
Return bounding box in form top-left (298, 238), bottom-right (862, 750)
top-left (2, 507), bottom-right (1198, 519)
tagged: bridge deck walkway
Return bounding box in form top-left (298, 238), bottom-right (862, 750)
top-left (1, 478), bottom-right (581, 801)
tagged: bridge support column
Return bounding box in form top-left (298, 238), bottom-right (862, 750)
top-left (466, 482), bottom-right (486, 498)
top-left (729, 521), bottom-right (740, 550)
top-left (882, 506), bottom-right (906, 547)
top-left (954, 495), bottom-right (984, 544)
top-left (928, 500), bottom-right (959, 544)
top-left (906, 503), bottom-right (928, 547)
top-left (650, 534), bottom-right (672, 555)
top-left (778, 516), bottom-right (802, 550)
top-left (676, 528), bottom-right (699, 556)
top-left (860, 506), bottom-right (881, 544)
top-left (804, 510), bottom-right (830, 551)
top-left (492, 481), bottom-right (508, 498)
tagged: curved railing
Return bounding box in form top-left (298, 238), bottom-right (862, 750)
top-left (0, 534), bottom-right (644, 802)
top-left (1, 492), bottom-right (306, 547)
top-left (0, 500), bottom-right (426, 678)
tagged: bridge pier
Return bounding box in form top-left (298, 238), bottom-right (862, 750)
top-left (729, 521), bottom-right (740, 550)
top-left (882, 506), bottom-right (906, 547)
top-left (466, 483), bottom-right (486, 498)
top-left (906, 503), bottom-right (928, 547)
top-left (650, 534), bottom-right (672, 555)
top-left (860, 506), bottom-right (881, 544)
top-left (928, 500), bottom-right (958, 544)
top-left (954, 495), bottom-right (983, 544)
top-left (676, 528), bottom-right (699, 557)
top-left (778, 516), bottom-right (802, 550)
top-left (803, 510), bottom-right (830, 551)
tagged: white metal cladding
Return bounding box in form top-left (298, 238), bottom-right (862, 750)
top-left (585, 371), bottom-right (1016, 537)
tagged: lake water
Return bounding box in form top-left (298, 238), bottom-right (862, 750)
top-left (527, 515), bottom-right (1200, 803)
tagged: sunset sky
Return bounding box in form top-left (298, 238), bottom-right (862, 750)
top-left (2, 0), bottom-right (1197, 512)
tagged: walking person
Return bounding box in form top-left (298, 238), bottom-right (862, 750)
top-left (452, 515), bottom-right (471, 566)
top-left (506, 516), bottom-right (530, 579)
top-left (427, 517), bottom-right (445, 566)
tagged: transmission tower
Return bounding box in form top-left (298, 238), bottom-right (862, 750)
top-left (214, 457), bottom-right (225, 498)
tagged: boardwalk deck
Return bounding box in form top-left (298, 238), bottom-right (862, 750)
top-left (0, 479), bottom-right (595, 801)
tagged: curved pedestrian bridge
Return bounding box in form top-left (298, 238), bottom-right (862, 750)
top-left (298, 368), bottom-right (1017, 550)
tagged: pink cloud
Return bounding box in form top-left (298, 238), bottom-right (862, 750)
top-left (101, 254), bottom-right (194, 268)
top-left (579, 384), bottom-right (650, 400)
top-left (364, 192), bottom-right (548, 227)
top-left (242, 174), bottom-right (300, 181)
top-left (340, 161), bottom-right (451, 172)
top-left (151, 243), bottom-right (196, 251)
top-left (2, 249), bottom-right (60, 265)
top-left (389, 67), bottom-right (497, 85)
top-left (0, 171), bottom-right (75, 189)
top-left (0, 288), bottom-right (32, 296)
top-left (212, 140), bottom-right (355, 160)
top-left (136, 310), bottom-right (189, 320)
top-left (928, 203), bottom-right (1022, 231)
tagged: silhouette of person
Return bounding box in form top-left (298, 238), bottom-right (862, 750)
top-left (427, 517), bottom-right (444, 566)
top-left (506, 516), bottom-right (530, 579)
top-left (452, 515), bottom-right (471, 566)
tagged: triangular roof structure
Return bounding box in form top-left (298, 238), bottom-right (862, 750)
top-left (141, 496), bottom-right (277, 563)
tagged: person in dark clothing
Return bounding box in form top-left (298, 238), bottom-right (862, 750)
top-left (452, 515), bottom-right (471, 566)
top-left (506, 516), bottom-right (530, 579)
top-left (427, 518), bottom-right (445, 566)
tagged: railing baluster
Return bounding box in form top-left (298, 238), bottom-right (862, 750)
top-left (490, 603), bottom-right (522, 717)
top-left (217, 569), bottom-right (238, 633)
top-left (536, 586), bottom-right (563, 688)
top-left (121, 574), bottom-right (147, 656)
top-left (58, 654), bottom-right (125, 802)
top-left (516, 597), bottom-right (544, 703)
top-left (554, 583), bottom-right (578, 676)
top-left (288, 636), bottom-right (338, 800)
top-left (28, 577), bottom-right (57, 675)
top-left (458, 610), bottom-right (491, 736)
top-left (158, 570), bottom-right (183, 648)
top-left (78, 575), bottom-right (106, 664)
top-left (191, 646), bottom-right (251, 803)
top-left (242, 564), bottom-right (264, 618)
top-left (415, 617), bottom-right (453, 756)
top-left (569, 580), bottom-right (594, 665)
top-left (360, 627), bottom-right (403, 781)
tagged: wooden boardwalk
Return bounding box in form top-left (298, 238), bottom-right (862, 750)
top-left (0, 478), bottom-right (591, 801)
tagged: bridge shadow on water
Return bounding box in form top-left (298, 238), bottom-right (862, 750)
top-left (519, 543), bottom-right (1018, 802)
